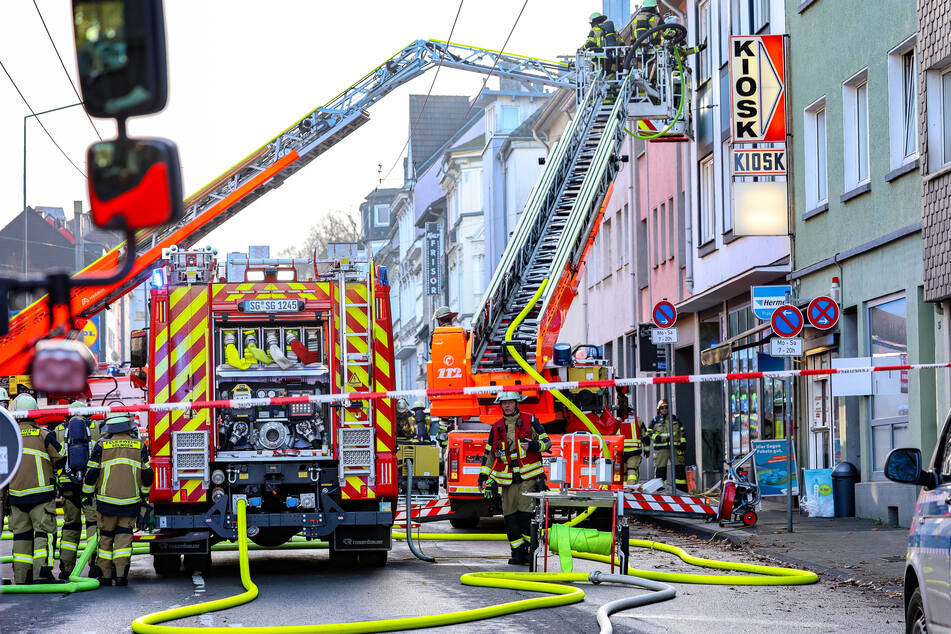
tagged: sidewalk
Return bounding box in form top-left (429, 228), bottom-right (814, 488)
top-left (637, 498), bottom-right (907, 593)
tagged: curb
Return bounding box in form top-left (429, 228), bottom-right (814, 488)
top-left (634, 515), bottom-right (903, 592)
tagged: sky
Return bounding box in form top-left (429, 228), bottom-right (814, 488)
top-left (0, 0), bottom-right (604, 265)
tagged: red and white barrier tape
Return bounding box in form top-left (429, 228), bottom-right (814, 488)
top-left (8, 361), bottom-right (948, 420)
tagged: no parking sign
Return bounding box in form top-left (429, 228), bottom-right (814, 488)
top-left (807, 296), bottom-right (839, 330)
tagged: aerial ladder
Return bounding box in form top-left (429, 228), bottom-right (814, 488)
top-left (0, 40), bottom-right (574, 375)
top-left (428, 19), bottom-right (694, 428)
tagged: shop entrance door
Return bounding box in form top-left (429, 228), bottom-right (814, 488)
top-left (807, 354), bottom-right (833, 468)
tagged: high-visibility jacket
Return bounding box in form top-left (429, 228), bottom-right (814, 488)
top-left (619, 417), bottom-right (648, 453)
top-left (8, 421), bottom-right (62, 507)
top-left (480, 413), bottom-right (552, 486)
top-left (586, 26), bottom-right (605, 49)
top-left (648, 415), bottom-right (685, 450)
top-left (83, 432), bottom-right (153, 516)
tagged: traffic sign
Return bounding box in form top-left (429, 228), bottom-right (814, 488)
top-left (807, 296), bottom-right (839, 330)
top-left (652, 301), bottom-right (677, 329)
top-left (770, 304), bottom-right (804, 338)
top-left (770, 338), bottom-right (803, 357)
top-left (651, 328), bottom-right (678, 344)
top-left (0, 407), bottom-right (22, 489)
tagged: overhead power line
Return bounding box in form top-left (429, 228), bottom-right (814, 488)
top-left (381, 0), bottom-right (466, 184)
top-left (0, 56), bottom-right (87, 179)
top-left (457, 0), bottom-right (530, 127)
top-left (31, 0), bottom-right (102, 140)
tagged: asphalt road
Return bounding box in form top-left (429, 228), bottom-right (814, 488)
top-left (0, 518), bottom-right (903, 633)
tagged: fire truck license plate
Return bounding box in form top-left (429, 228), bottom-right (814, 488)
top-left (242, 299), bottom-right (300, 313)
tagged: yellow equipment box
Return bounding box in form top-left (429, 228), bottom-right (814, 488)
top-left (397, 443), bottom-right (440, 477)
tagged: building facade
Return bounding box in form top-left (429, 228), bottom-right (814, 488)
top-left (788, 0), bottom-right (927, 526)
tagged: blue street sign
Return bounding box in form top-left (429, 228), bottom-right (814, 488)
top-left (652, 301), bottom-right (677, 329)
top-left (751, 285), bottom-right (791, 320)
top-left (770, 304), bottom-right (804, 338)
top-left (807, 296), bottom-right (839, 330)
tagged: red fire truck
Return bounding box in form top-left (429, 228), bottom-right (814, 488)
top-left (136, 247), bottom-right (397, 572)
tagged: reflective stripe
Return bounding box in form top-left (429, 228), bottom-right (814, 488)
top-left (113, 548), bottom-right (133, 558)
top-left (509, 538), bottom-right (524, 548)
top-left (9, 484), bottom-right (55, 496)
top-left (98, 549), bottom-right (114, 560)
top-left (87, 460), bottom-right (100, 469)
top-left (102, 457), bottom-right (142, 468)
top-left (82, 483), bottom-right (96, 495)
top-left (61, 541), bottom-right (79, 552)
top-left (96, 493), bottom-right (141, 505)
top-left (13, 554), bottom-right (33, 564)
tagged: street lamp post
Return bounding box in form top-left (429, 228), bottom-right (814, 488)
top-left (22, 102), bottom-right (85, 274)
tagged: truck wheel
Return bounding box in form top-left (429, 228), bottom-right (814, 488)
top-left (358, 550), bottom-right (388, 568)
top-left (328, 543), bottom-right (358, 567)
top-left (153, 554), bottom-right (182, 576)
top-left (183, 553), bottom-right (213, 574)
top-left (449, 515), bottom-right (480, 529)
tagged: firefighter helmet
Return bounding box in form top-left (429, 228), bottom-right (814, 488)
top-left (494, 391), bottom-right (524, 404)
top-left (103, 412), bottom-right (136, 434)
top-left (11, 393), bottom-right (37, 411)
top-left (412, 400), bottom-right (426, 411)
top-left (0, 387), bottom-right (8, 402)
top-left (396, 399), bottom-right (410, 413)
top-left (657, 399), bottom-right (668, 410)
top-left (432, 306), bottom-right (458, 322)
top-left (589, 11), bottom-right (605, 22)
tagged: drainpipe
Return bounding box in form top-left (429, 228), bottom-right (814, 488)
top-left (682, 141), bottom-right (694, 294)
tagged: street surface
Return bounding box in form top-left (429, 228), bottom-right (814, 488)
top-left (0, 518), bottom-right (901, 633)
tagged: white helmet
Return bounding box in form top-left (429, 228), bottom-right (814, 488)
top-left (494, 391), bottom-right (524, 404)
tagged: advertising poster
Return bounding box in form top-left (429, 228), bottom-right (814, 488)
top-left (803, 468), bottom-right (834, 517)
top-left (752, 439), bottom-right (799, 496)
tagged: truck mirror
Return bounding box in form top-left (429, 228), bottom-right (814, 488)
top-left (30, 340), bottom-right (97, 395)
top-left (87, 137), bottom-right (184, 230)
top-left (130, 329), bottom-right (148, 368)
top-left (72, 0), bottom-right (169, 118)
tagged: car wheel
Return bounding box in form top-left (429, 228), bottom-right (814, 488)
top-left (152, 554), bottom-right (182, 576)
top-left (449, 515), bottom-right (480, 529)
top-left (906, 587), bottom-right (927, 634)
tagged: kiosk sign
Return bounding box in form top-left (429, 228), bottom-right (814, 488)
top-left (730, 35), bottom-right (786, 143)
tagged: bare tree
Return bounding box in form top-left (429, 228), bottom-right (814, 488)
top-left (279, 210), bottom-right (361, 258)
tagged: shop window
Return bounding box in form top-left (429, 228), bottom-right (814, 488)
top-left (867, 294), bottom-right (908, 472)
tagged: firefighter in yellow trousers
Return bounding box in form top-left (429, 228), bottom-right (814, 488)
top-left (82, 412), bottom-right (152, 586)
top-left (6, 393), bottom-right (62, 584)
top-left (54, 402), bottom-right (101, 579)
top-left (479, 392), bottom-right (552, 566)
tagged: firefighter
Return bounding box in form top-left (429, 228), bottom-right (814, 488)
top-left (54, 401), bottom-right (101, 579)
top-left (432, 306), bottom-right (458, 328)
top-left (395, 399), bottom-right (415, 440)
top-left (632, 0), bottom-right (661, 46)
top-left (412, 401), bottom-right (431, 443)
top-left (478, 392), bottom-right (551, 566)
top-left (618, 396), bottom-right (648, 485)
top-left (82, 412), bottom-right (152, 586)
top-left (6, 393), bottom-right (62, 584)
top-left (648, 399), bottom-right (685, 487)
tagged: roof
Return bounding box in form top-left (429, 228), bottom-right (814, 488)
top-left (408, 95), bottom-right (473, 172)
top-left (448, 134), bottom-right (485, 154)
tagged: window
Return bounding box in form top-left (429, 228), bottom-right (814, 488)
top-left (373, 204), bottom-right (390, 226)
top-left (718, 0), bottom-right (729, 66)
top-left (867, 294), bottom-right (909, 472)
top-left (652, 207), bottom-right (659, 266)
top-left (843, 71), bottom-right (870, 189)
top-left (501, 106), bottom-right (520, 132)
top-left (602, 218), bottom-right (613, 278)
top-left (698, 1), bottom-right (712, 83)
top-left (616, 210), bottom-right (624, 269)
top-left (699, 156), bottom-right (716, 245)
top-left (621, 204), bottom-right (630, 265)
top-left (667, 197), bottom-right (675, 260)
top-left (804, 98), bottom-right (828, 208)
top-left (732, 0), bottom-right (768, 34)
top-left (887, 39), bottom-right (919, 169)
top-left (721, 142), bottom-right (733, 231)
top-left (659, 202), bottom-right (666, 262)
top-left (926, 64), bottom-right (951, 172)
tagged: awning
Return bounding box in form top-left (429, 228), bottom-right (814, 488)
top-left (676, 263), bottom-right (790, 314)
